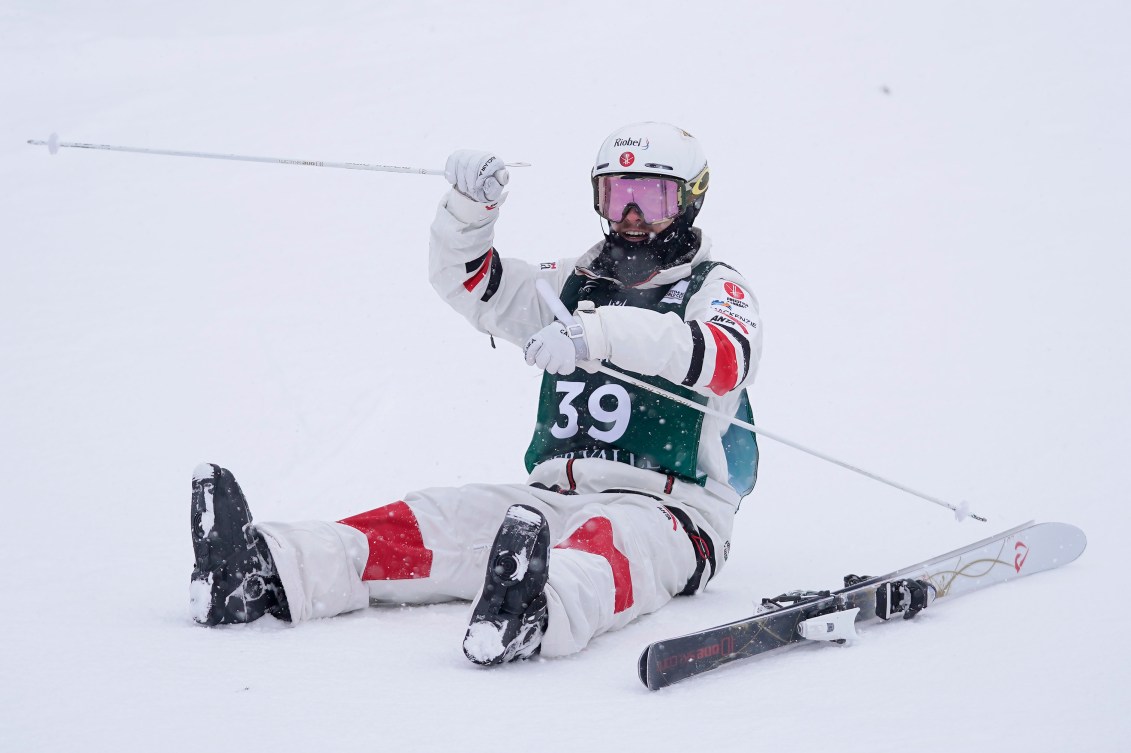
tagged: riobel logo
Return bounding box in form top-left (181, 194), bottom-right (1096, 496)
top-left (613, 137), bottom-right (650, 149)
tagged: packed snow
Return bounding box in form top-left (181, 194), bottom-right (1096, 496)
top-left (2, 1), bottom-right (1128, 751)
top-left (463, 621), bottom-right (507, 665)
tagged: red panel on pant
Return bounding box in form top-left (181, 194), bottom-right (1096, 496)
top-left (338, 501), bottom-right (433, 580)
top-left (554, 517), bottom-right (634, 613)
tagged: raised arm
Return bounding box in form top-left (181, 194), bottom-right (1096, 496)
top-left (428, 151), bottom-right (574, 348)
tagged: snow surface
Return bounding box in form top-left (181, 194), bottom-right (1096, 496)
top-left (2, 1), bottom-right (1129, 751)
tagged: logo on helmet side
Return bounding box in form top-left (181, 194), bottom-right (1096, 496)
top-left (619, 152), bottom-right (635, 167)
top-left (688, 166), bottom-right (710, 196)
top-left (614, 137), bottom-right (650, 150)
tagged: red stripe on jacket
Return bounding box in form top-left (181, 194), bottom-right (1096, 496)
top-left (704, 322), bottom-right (739, 396)
top-left (463, 249), bottom-right (495, 292)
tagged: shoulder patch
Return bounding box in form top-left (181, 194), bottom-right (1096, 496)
top-left (660, 279), bottom-right (690, 304)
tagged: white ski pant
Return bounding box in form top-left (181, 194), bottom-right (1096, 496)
top-left (255, 462), bottom-right (733, 657)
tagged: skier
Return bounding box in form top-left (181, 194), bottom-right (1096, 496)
top-left (189, 122), bottom-right (763, 665)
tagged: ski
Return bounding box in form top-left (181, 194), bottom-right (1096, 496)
top-left (638, 520), bottom-right (1086, 690)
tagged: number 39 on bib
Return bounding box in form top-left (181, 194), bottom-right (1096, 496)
top-left (524, 367), bottom-right (708, 482)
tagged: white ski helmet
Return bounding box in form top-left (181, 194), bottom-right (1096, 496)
top-left (591, 122), bottom-right (709, 224)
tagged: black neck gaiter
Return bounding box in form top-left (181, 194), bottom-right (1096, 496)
top-left (584, 218), bottom-right (701, 288)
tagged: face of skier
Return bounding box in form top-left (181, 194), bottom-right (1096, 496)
top-left (610, 206), bottom-right (675, 244)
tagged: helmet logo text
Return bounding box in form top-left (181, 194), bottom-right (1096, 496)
top-left (614, 137), bottom-right (650, 150)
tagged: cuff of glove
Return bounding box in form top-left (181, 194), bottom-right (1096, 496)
top-left (574, 301), bottom-right (610, 363)
top-left (445, 188), bottom-right (506, 225)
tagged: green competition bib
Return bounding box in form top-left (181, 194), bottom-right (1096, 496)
top-left (524, 262), bottom-right (733, 484)
top-left (525, 365), bottom-right (709, 482)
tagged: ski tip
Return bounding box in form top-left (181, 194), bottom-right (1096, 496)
top-left (1055, 522), bottom-right (1089, 561)
top-left (637, 647), bottom-right (651, 688)
top-left (637, 645), bottom-right (668, 691)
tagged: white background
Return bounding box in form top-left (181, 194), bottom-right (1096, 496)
top-left (2, 2), bottom-right (1128, 750)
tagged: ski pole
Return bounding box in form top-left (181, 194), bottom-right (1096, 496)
top-left (594, 366), bottom-right (982, 523)
top-left (534, 279), bottom-right (986, 523)
top-left (26, 133), bottom-right (531, 176)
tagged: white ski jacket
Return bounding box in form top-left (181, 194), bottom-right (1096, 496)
top-left (428, 190), bottom-right (762, 529)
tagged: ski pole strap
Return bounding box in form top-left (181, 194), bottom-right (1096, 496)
top-left (665, 505), bottom-right (717, 596)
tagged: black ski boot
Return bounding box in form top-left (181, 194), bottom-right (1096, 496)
top-left (463, 504), bottom-right (551, 665)
top-left (189, 463), bottom-right (290, 626)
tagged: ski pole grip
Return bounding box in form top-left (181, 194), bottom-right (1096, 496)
top-left (535, 278), bottom-right (575, 326)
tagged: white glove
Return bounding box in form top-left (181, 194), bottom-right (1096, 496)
top-left (524, 322), bottom-right (581, 375)
top-left (445, 150), bottom-right (509, 203)
top-left (524, 304), bottom-right (611, 375)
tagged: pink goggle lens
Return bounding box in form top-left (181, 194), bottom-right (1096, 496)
top-left (596, 175), bottom-right (682, 224)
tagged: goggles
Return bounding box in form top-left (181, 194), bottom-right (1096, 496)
top-left (594, 174), bottom-right (683, 224)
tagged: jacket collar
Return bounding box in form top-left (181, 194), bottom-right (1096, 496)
top-left (573, 229), bottom-right (713, 289)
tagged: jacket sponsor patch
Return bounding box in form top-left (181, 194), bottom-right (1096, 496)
top-left (661, 279), bottom-right (689, 304)
top-left (709, 314), bottom-right (748, 334)
top-left (710, 305), bottom-right (757, 328)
